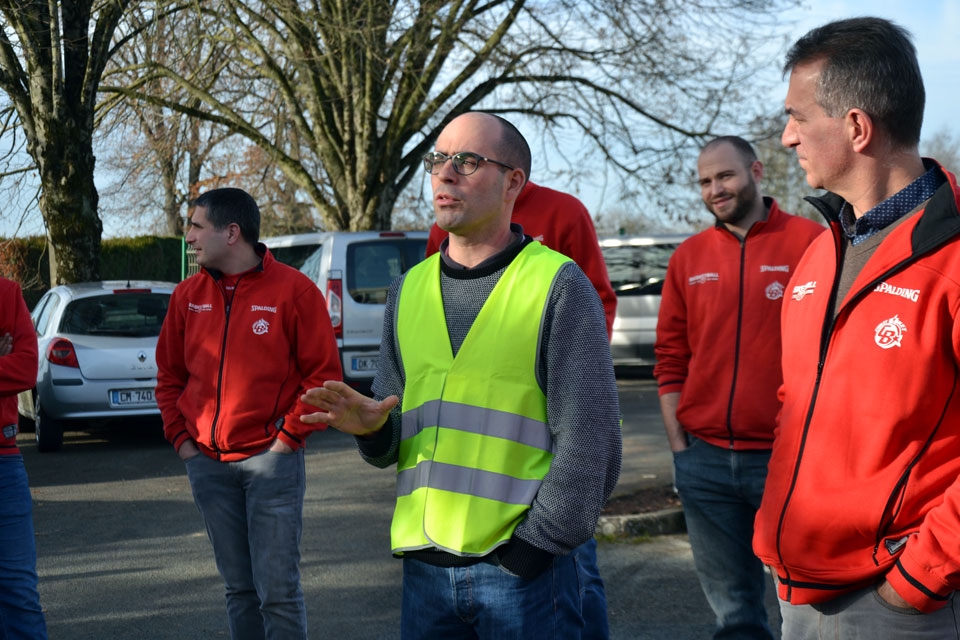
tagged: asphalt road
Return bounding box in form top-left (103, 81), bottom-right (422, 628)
top-left (20, 372), bottom-right (781, 639)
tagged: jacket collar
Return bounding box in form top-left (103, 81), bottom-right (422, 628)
top-left (804, 160), bottom-right (960, 258)
top-left (203, 242), bottom-right (271, 281)
top-left (711, 196), bottom-right (785, 237)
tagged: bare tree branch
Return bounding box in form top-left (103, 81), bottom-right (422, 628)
top-left (102, 0), bottom-right (799, 232)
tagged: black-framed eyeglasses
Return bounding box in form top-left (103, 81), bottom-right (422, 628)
top-left (422, 151), bottom-right (515, 176)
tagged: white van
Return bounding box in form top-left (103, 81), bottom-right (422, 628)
top-left (263, 231), bottom-right (429, 393)
top-left (599, 234), bottom-right (690, 367)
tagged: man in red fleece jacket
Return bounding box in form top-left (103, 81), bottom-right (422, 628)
top-left (654, 136), bottom-right (822, 639)
top-left (754, 17), bottom-right (960, 638)
top-left (156, 188), bottom-right (341, 639)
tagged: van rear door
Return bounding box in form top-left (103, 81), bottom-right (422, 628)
top-left (338, 233), bottom-right (428, 390)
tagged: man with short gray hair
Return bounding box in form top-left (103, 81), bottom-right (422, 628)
top-left (754, 17), bottom-right (960, 638)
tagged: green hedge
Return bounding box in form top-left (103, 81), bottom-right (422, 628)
top-left (0, 236), bottom-right (183, 310)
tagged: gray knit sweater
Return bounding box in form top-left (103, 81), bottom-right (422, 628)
top-left (358, 231), bottom-right (622, 578)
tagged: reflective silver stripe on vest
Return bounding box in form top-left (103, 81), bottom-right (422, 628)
top-left (396, 459), bottom-right (542, 506)
top-left (400, 400), bottom-right (552, 452)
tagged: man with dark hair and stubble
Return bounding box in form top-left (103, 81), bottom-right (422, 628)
top-left (753, 17), bottom-right (960, 638)
top-left (156, 187), bottom-right (342, 639)
top-left (655, 135), bottom-right (823, 639)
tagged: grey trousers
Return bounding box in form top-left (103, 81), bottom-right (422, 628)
top-left (780, 585), bottom-right (960, 640)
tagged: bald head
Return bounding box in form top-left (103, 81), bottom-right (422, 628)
top-left (445, 112), bottom-right (532, 185)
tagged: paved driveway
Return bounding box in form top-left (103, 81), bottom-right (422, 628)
top-left (21, 375), bottom-right (780, 639)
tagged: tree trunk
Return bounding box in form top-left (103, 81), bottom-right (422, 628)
top-left (37, 129), bottom-right (102, 285)
top-left (161, 160), bottom-right (182, 235)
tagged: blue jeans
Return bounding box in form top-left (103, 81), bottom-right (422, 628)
top-left (780, 585), bottom-right (960, 639)
top-left (185, 449), bottom-right (307, 640)
top-left (0, 455), bottom-right (47, 639)
top-left (573, 538), bottom-right (609, 639)
top-left (673, 437), bottom-right (773, 640)
top-left (400, 550), bottom-right (585, 639)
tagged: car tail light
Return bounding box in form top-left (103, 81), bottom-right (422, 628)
top-left (47, 338), bottom-right (80, 368)
top-left (326, 276), bottom-right (343, 340)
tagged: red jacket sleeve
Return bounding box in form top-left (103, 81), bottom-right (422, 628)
top-left (0, 280), bottom-right (37, 449)
top-left (278, 281), bottom-right (343, 449)
top-left (0, 280), bottom-right (38, 398)
top-left (155, 286), bottom-right (192, 452)
top-left (652, 249), bottom-right (690, 396)
top-left (550, 201), bottom-right (617, 340)
top-left (0, 278), bottom-right (38, 445)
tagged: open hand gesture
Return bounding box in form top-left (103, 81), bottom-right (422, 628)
top-left (300, 380), bottom-right (399, 436)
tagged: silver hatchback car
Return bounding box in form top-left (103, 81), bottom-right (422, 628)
top-left (17, 280), bottom-right (175, 452)
top-left (600, 234), bottom-right (690, 367)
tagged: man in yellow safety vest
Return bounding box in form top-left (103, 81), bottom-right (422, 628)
top-left (301, 111), bottom-right (622, 639)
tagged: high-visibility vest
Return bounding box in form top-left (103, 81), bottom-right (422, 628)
top-left (392, 242), bottom-right (571, 556)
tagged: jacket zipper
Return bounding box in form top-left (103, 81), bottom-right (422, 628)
top-left (209, 274), bottom-right (246, 456)
top-left (724, 231), bottom-right (747, 448)
top-left (773, 228), bottom-right (841, 599)
top-left (772, 194), bottom-right (845, 598)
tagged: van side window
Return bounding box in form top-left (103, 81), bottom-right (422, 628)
top-left (298, 244), bottom-right (326, 280)
top-left (271, 244), bottom-right (324, 269)
top-left (347, 240), bottom-right (427, 304)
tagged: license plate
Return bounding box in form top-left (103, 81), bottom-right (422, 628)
top-left (110, 388), bottom-right (155, 406)
top-left (351, 356), bottom-right (379, 372)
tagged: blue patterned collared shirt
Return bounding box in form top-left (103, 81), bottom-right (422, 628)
top-left (840, 165), bottom-right (945, 245)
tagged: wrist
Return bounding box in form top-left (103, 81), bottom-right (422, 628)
top-left (271, 438), bottom-right (295, 453)
top-left (497, 538), bottom-right (554, 580)
top-left (877, 580), bottom-right (914, 610)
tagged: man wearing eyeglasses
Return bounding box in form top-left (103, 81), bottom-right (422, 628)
top-left (423, 181), bottom-right (617, 339)
top-left (300, 111), bottom-right (622, 639)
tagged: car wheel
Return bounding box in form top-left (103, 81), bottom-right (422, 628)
top-left (35, 400), bottom-right (64, 453)
top-left (18, 410), bottom-right (36, 434)
top-left (17, 390), bottom-right (37, 434)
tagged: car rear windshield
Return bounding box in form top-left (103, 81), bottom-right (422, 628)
top-left (346, 239), bottom-right (427, 304)
top-left (59, 293), bottom-right (170, 337)
top-left (602, 243), bottom-right (681, 296)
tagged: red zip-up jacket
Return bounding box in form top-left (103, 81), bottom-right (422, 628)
top-left (156, 246), bottom-right (342, 461)
top-left (0, 278), bottom-right (38, 454)
top-left (754, 163), bottom-right (960, 613)
top-left (654, 199), bottom-right (823, 449)
top-left (426, 181), bottom-right (617, 339)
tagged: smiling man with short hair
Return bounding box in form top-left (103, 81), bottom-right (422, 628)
top-left (655, 135), bottom-right (823, 639)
